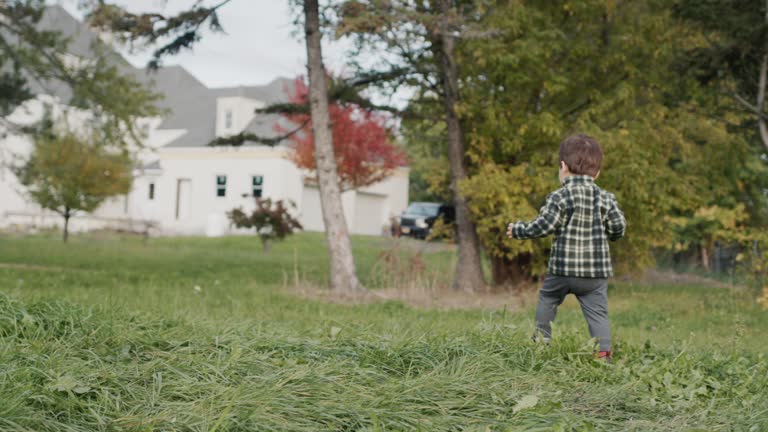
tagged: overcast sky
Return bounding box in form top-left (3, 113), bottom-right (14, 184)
top-left (54, 0), bottom-right (350, 88)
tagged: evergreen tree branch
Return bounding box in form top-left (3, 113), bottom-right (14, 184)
top-left (87, 0), bottom-right (234, 69)
top-left (208, 119), bottom-right (310, 147)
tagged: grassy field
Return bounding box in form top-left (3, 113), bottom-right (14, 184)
top-left (0, 232), bottom-right (766, 431)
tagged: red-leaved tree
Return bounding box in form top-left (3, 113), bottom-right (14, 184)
top-left (279, 77), bottom-right (407, 191)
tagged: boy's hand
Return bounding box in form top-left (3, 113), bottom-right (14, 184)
top-left (506, 223), bottom-right (515, 239)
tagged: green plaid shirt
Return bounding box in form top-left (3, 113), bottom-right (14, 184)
top-left (511, 175), bottom-right (626, 278)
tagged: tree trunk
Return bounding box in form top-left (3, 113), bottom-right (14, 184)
top-left (757, 49), bottom-right (768, 151)
top-left (62, 208), bottom-right (70, 243)
top-left (490, 253), bottom-right (533, 290)
top-left (701, 244), bottom-right (710, 272)
top-left (262, 238), bottom-right (272, 253)
top-left (303, 0), bottom-right (363, 294)
top-left (758, 54), bottom-right (768, 151)
top-left (437, 0), bottom-right (486, 293)
top-left (758, 0), bottom-right (768, 152)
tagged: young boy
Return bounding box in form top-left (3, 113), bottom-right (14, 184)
top-left (506, 134), bottom-right (626, 361)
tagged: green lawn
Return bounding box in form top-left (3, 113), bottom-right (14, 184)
top-left (0, 232), bottom-right (766, 431)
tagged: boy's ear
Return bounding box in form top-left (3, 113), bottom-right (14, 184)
top-left (560, 161), bottom-right (567, 171)
top-left (595, 170), bottom-right (600, 179)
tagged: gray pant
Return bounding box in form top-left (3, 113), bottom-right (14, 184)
top-left (535, 275), bottom-right (611, 351)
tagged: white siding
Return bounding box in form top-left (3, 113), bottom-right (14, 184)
top-left (354, 192), bottom-right (387, 236)
top-left (144, 146), bottom-right (303, 235)
top-left (1, 100), bottom-right (411, 238)
top-left (298, 185), bottom-right (357, 234)
top-left (215, 97), bottom-right (265, 137)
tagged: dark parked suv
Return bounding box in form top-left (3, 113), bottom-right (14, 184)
top-left (399, 202), bottom-right (454, 239)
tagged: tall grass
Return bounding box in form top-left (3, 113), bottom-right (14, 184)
top-left (1, 293), bottom-right (766, 431)
top-left (0, 233), bottom-right (767, 430)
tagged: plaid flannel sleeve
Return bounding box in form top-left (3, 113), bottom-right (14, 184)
top-left (604, 193), bottom-right (626, 241)
top-left (512, 192), bottom-right (563, 239)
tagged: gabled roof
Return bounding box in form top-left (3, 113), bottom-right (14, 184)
top-left (212, 77), bottom-right (295, 103)
top-left (30, 6), bottom-right (295, 149)
top-left (24, 6), bottom-right (134, 100)
top-left (161, 77), bottom-right (295, 148)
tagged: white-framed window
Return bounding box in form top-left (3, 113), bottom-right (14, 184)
top-left (216, 175), bottom-right (227, 197)
top-left (148, 182), bottom-right (155, 200)
top-left (252, 175), bottom-right (264, 197)
top-left (224, 109), bottom-right (233, 129)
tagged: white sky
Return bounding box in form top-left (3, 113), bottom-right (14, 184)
top-left (54, 0), bottom-right (351, 88)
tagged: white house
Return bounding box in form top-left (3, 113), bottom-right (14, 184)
top-left (0, 6), bottom-right (409, 237)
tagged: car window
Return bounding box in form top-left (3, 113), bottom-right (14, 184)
top-left (406, 204), bottom-right (440, 217)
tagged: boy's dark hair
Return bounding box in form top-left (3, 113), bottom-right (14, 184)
top-left (559, 134), bottom-right (603, 177)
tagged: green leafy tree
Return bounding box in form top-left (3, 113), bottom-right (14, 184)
top-left (673, 0), bottom-right (768, 229)
top-left (336, 0), bottom-right (489, 292)
top-left (675, 0), bottom-right (768, 153)
top-left (0, 1), bottom-right (161, 146)
top-left (452, 0), bottom-right (767, 287)
top-left (403, 118), bottom-right (451, 203)
top-left (668, 205), bottom-right (749, 271)
top-left (15, 132), bottom-right (132, 242)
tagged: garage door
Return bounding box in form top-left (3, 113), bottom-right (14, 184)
top-left (300, 186), bottom-right (325, 232)
top-left (354, 192), bottom-right (387, 236)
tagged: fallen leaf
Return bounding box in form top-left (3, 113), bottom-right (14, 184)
top-left (513, 395), bottom-right (539, 413)
top-left (72, 385), bottom-right (91, 394)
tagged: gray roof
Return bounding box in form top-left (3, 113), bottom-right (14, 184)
top-left (160, 77), bottom-right (295, 148)
top-left (141, 160), bottom-right (161, 170)
top-left (24, 6), bottom-right (135, 100)
top-left (212, 78), bottom-right (295, 103)
top-left (30, 6), bottom-right (295, 149)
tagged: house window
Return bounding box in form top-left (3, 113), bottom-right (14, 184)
top-left (149, 183), bottom-right (155, 200)
top-left (224, 110), bottom-right (233, 129)
top-left (216, 175), bottom-right (227, 197)
top-left (252, 175), bottom-right (264, 197)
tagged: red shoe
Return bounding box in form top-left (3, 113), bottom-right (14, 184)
top-left (596, 351), bottom-right (612, 363)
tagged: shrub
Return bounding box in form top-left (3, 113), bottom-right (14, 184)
top-left (227, 198), bottom-right (302, 251)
